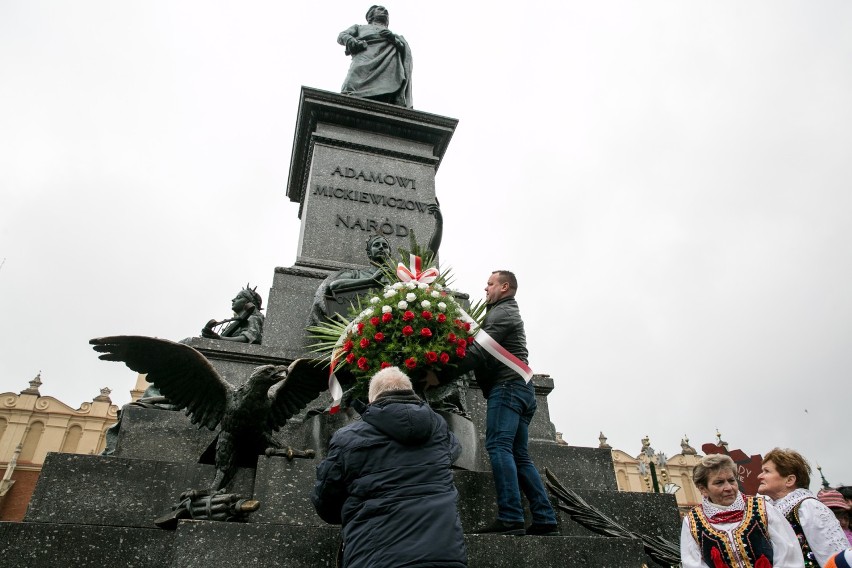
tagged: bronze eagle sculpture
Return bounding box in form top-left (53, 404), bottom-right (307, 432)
top-left (90, 335), bottom-right (328, 491)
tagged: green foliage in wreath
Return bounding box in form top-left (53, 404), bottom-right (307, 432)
top-left (308, 241), bottom-right (484, 402)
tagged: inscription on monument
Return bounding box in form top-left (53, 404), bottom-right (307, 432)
top-left (330, 166), bottom-right (417, 189)
top-left (298, 143), bottom-right (437, 266)
top-left (314, 165), bottom-right (432, 240)
top-left (312, 186), bottom-right (431, 212)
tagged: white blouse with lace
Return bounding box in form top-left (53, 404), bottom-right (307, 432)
top-left (767, 488), bottom-right (848, 567)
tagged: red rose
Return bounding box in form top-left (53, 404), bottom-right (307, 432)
top-left (467, 336), bottom-right (475, 345)
top-left (437, 313), bottom-right (447, 323)
top-left (420, 328), bottom-right (433, 338)
top-left (343, 340), bottom-right (354, 352)
top-left (345, 353), bottom-right (355, 364)
top-left (381, 312), bottom-right (393, 323)
top-left (463, 322), bottom-right (471, 332)
top-left (402, 325), bottom-right (414, 336)
top-left (357, 356), bottom-right (369, 370)
top-left (357, 322), bottom-right (364, 335)
top-left (439, 352), bottom-right (450, 364)
top-left (425, 351), bottom-right (438, 363)
top-left (370, 316), bottom-right (380, 326)
top-left (403, 310), bottom-right (415, 321)
top-left (421, 310), bottom-right (433, 320)
top-left (405, 357), bottom-right (417, 369)
top-left (380, 362), bottom-right (392, 369)
top-left (374, 332), bottom-right (385, 342)
top-left (454, 319), bottom-right (462, 327)
top-left (455, 346), bottom-right (466, 358)
top-left (447, 332), bottom-right (457, 342)
top-left (359, 338), bottom-right (370, 349)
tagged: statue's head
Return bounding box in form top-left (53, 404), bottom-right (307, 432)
top-left (366, 5), bottom-right (389, 25)
top-left (232, 285), bottom-right (263, 314)
top-left (365, 235), bottom-right (391, 264)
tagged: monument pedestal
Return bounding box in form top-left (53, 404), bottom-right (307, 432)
top-left (1, 90), bottom-right (683, 567)
top-left (265, 87), bottom-right (458, 353)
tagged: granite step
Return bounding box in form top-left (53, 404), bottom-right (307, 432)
top-left (0, 521), bottom-right (175, 568)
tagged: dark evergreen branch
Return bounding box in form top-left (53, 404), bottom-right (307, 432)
top-left (544, 468), bottom-right (681, 567)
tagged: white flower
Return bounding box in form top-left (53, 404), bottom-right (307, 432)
top-left (397, 300), bottom-right (408, 310)
top-left (384, 289), bottom-right (397, 299)
top-left (405, 292), bottom-right (417, 302)
top-left (417, 282), bottom-right (428, 290)
top-left (360, 308), bottom-right (373, 318)
top-left (369, 296), bottom-right (380, 304)
top-left (437, 302), bottom-right (447, 311)
top-left (430, 290), bottom-right (441, 298)
top-left (382, 305), bottom-right (392, 314)
top-left (392, 282), bottom-right (404, 290)
top-left (405, 281), bottom-right (417, 290)
top-left (420, 300), bottom-right (431, 309)
top-left (433, 283), bottom-right (443, 291)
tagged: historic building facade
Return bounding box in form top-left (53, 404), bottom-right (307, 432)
top-left (605, 433), bottom-right (704, 516)
top-left (0, 374), bottom-right (124, 521)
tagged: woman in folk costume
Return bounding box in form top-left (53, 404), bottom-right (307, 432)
top-left (681, 454), bottom-right (804, 568)
top-left (758, 448), bottom-right (849, 567)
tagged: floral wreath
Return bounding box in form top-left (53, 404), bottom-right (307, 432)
top-left (309, 253), bottom-right (483, 409)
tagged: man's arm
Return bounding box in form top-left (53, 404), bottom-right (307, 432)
top-left (328, 267), bottom-right (385, 293)
top-left (455, 303), bottom-right (513, 374)
top-left (338, 24), bottom-right (367, 55)
top-left (311, 438), bottom-right (348, 525)
top-left (377, 28), bottom-right (405, 52)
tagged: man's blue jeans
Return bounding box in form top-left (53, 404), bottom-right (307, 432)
top-left (485, 379), bottom-right (557, 525)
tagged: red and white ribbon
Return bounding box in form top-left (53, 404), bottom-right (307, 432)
top-left (396, 254), bottom-right (439, 284)
top-left (326, 258), bottom-right (534, 410)
top-left (456, 309), bottom-right (534, 383)
top-left (327, 319), bottom-right (357, 414)
top-left (328, 362), bottom-right (344, 414)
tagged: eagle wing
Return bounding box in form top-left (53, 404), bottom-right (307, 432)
top-left (90, 335), bottom-right (232, 430)
top-left (267, 358), bottom-right (329, 430)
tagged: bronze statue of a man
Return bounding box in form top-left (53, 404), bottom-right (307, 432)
top-left (308, 234), bottom-right (393, 328)
top-left (201, 286), bottom-right (265, 344)
top-left (338, 5), bottom-right (413, 108)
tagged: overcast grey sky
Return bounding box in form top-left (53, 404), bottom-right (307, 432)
top-left (2, 1), bottom-right (850, 490)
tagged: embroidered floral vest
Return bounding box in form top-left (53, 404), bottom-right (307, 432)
top-left (786, 498), bottom-right (817, 568)
top-left (689, 496), bottom-right (774, 568)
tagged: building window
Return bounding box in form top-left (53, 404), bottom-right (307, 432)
top-left (19, 421), bottom-right (44, 462)
top-left (61, 425), bottom-right (83, 454)
top-left (617, 469), bottom-right (630, 491)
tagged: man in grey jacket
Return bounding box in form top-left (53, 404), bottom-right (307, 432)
top-left (459, 270), bottom-right (558, 536)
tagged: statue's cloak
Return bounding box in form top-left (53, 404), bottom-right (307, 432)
top-left (340, 25), bottom-right (413, 108)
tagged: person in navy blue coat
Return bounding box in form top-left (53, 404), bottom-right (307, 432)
top-left (312, 366), bottom-right (467, 568)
